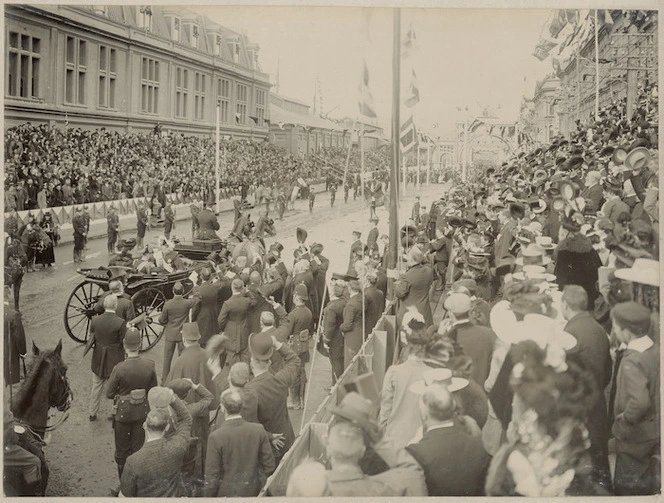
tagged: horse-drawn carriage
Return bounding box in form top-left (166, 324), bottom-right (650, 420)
top-left (64, 263), bottom-right (206, 352)
top-left (64, 229), bottom-right (273, 352)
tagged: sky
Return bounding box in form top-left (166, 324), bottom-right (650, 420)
top-left (195, 6), bottom-right (554, 138)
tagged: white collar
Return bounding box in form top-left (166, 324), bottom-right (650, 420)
top-left (224, 414), bottom-right (242, 421)
top-left (426, 421), bottom-right (454, 432)
top-left (627, 336), bottom-right (654, 353)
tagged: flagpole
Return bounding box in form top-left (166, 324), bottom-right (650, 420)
top-left (360, 122), bottom-right (365, 199)
top-left (594, 9), bottom-right (600, 120)
top-left (215, 100), bottom-right (221, 211)
top-left (387, 7), bottom-right (401, 300)
top-left (462, 114), bottom-right (468, 182)
top-left (342, 119), bottom-right (356, 193)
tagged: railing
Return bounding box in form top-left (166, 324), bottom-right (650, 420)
top-left (259, 308), bottom-right (398, 497)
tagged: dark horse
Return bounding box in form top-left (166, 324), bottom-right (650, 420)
top-left (12, 339), bottom-right (72, 435)
top-left (6, 340), bottom-right (72, 496)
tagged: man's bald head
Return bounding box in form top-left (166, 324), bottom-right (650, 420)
top-left (421, 382), bottom-right (455, 422)
top-left (260, 311), bottom-right (275, 328)
top-left (249, 270), bottom-right (261, 286)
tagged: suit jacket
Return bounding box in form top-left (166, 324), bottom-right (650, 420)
top-left (406, 425), bottom-right (489, 496)
top-left (601, 197), bottom-right (631, 223)
top-left (367, 227), bottom-right (379, 253)
top-left (612, 341), bottom-right (660, 443)
top-left (580, 183), bottom-right (604, 214)
top-left (165, 344), bottom-right (218, 407)
top-left (323, 297), bottom-right (346, 360)
top-left (105, 356), bottom-right (158, 423)
top-left (95, 292), bottom-right (136, 322)
top-left (159, 296), bottom-right (198, 342)
top-left (364, 286), bottom-right (385, 336)
top-left (340, 293), bottom-right (365, 363)
top-left (565, 312), bottom-right (612, 391)
top-left (494, 220), bottom-right (517, 260)
top-left (244, 344), bottom-right (299, 459)
top-left (204, 417), bottom-right (275, 497)
top-left (72, 214), bottom-right (87, 237)
top-left (196, 209), bottom-right (220, 239)
top-left (120, 398), bottom-right (192, 498)
top-left (247, 286), bottom-right (274, 337)
top-left (348, 239), bottom-right (364, 275)
top-left (91, 311), bottom-right (127, 379)
top-left (311, 254), bottom-right (329, 314)
top-left (107, 212), bottom-right (120, 233)
top-left (218, 293), bottom-right (257, 353)
top-left (379, 357), bottom-right (430, 447)
top-left (453, 322), bottom-right (496, 386)
top-left (191, 281), bottom-right (222, 345)
top-left (395, 263), bottom-right (434, 327)
top-left (136, 207), bottom-right (148, 227)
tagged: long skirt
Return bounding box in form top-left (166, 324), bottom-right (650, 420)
top-left (35, 244), bottom-right (55, 266)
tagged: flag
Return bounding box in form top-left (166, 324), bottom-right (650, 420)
top-left (549, 10), bottom-right (567, 38)
top-left (532, 39), bottom-right (557, 61)
top-left (277, 121), bottom-right (285, 130)
top-left (400, 116), bottom-right (418, 153)
top-left (235, 113), bottom-right (241, 124)
top-left (405, 69), bottom-right (420, 108)
top-left (402, 24), bottom-right (417, 58)
top-left (468, 119), bottom-right (484, 134)
top-left (565, 10), bottom-right (579, 25)
top-left (358, 60), bottom-right (377, 118)
top-left (599, 9), bottom-right (614, 25)
top-left (249, 116), bottom-right (258, 125)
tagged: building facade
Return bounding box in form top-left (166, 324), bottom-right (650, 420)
top-left (5, 5), bottom-right (271, 138)
top-left (547, 10), bottom-right (657, 137)
top-left (520, 76), bottom-right (561, 144)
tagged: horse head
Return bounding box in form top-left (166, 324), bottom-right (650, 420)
top-left (14, 340), bottom-right (72, 431)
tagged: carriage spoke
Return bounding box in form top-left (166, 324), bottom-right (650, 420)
top-left (69, 315), bottom-right (88, 331)
top-left (84, 318), bottom-right (91, 340)
top-left (67, 311), bottom-right (87, 319)
top-left (73, 292), bottom-right (86, 307)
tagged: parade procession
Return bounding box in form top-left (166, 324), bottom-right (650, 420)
top-left (3, 4), bottom-right (661, 499)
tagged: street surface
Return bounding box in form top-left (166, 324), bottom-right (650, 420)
top-left (16, 183), bottom-right (447, 496)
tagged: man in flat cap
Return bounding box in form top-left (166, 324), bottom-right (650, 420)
top-left (610, 301), bottom-right (659, 495)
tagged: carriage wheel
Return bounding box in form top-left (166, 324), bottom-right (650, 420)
top-left (131, 287), bottom-right (166, 352)
top-left (64, 281), bottom-right (104, 344)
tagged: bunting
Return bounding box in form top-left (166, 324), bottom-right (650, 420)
top-left (401, 24), bottom-right (417, 58)
top-left (532, 39), bottom-right (558, 61)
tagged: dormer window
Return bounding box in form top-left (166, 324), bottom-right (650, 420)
top-left (138, 6), bottom-right (152, 31)
top-left (191, 25), bottom-right (199, 49)
top-left (227, 39), bottom-right (240, 63)
top-left (172, 17), bottom-right (180, 42)
top-left (215, 34), bottom-right (222, 56)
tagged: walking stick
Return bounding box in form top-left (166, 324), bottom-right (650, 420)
top-left (300, 281), bottom-right (328, 433)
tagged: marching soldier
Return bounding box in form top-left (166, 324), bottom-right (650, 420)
top-left (105, 327), bottom-right (158, 479)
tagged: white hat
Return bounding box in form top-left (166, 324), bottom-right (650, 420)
top-left (614, 258), bottom-right (660, 287)
top-left (515, 244), bottom-right (552, 267)
top-left (409, 368), bottom-right (469, 394)
top-left (535, 236), bottom-right (555, 250)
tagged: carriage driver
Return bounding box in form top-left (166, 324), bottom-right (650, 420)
top-left (196, 200), bottom-right (221, 240)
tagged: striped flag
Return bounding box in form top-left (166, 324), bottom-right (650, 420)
top-left (400, 116), bottom-right (418, 153)
top-left (358, 59), bottom-right (377, 118)
top-left (402, 24), bottom-right (417, 58)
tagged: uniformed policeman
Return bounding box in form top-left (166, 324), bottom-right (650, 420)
top-left (105, 327), bottom-right (158, 478)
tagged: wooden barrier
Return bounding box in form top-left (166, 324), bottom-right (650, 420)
top-left (260, 304), bottom-right (397, 496)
